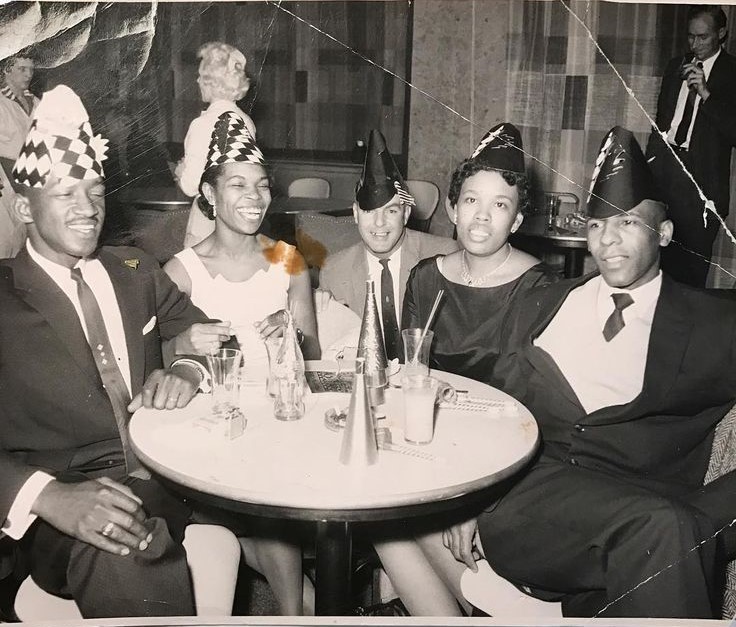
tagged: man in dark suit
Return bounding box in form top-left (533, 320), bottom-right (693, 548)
top-left (319, 130), bottom-right (456, 359)
top-left (646, 4), bottom-right (736, 287)
top-left (0, 85), bottom-right (214, 617)
top-left (444, 127), bottom-right (736, 618)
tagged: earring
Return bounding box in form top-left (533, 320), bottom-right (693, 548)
top-left (212, 203), bottom-right (217, 218)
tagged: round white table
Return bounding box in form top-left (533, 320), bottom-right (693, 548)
top-left (129, 366), bottom-right (539, 615)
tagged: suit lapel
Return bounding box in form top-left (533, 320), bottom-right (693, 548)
top-left (347, 245), bottom-right (369, 317)
top-left (9, 249), bottom-right (100, 386)
top-left (398, 230), bottom-right (417, 320)
top-left (523, 276), bottom-right (592, 412)
top-left (98, 250), bottom-right (146, 396)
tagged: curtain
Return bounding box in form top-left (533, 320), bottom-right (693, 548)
top-left (505, 0), bottom-right (688, 206)
top-left (507, 0), bottom-right (736, 288)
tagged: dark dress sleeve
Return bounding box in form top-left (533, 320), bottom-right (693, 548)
top-left (401, 256), bottom-right (442, 331)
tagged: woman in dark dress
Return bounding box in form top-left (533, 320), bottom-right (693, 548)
top-left (376, 123), bottom-right (558, 616)
top-left (402, 125), bottom-right (557, 382)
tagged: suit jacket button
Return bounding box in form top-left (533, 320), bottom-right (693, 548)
top-left (569, 457), bottom-right (579, 466)
top-left (574, 424), bottom-right (584, 432)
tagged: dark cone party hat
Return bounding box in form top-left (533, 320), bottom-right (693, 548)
top-left (204, 110), bottom-right (265, 171)
top-left (13, 85), bottom-right (108, 189)
top-left (587, 126), bottom-right (664, 218)
top-left (355, 129), bottom-right (414, 210)
top-left (469, 122), bottom-right (525, 173)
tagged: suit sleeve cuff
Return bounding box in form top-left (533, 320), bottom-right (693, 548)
top-left (2, 471), bottom-right (55, 540)
top-left (171, 357), bottom-right (210, 393)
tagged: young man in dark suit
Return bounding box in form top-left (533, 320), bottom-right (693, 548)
top-left (444, 127), bottom-right (736, 618)
top-left (0, 85), bottom-right (215, 617)
top-left (646, 4), bottom-right (736, 287)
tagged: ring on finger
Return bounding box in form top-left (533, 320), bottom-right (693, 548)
top-left (101, 521), bottom-right (115, 537)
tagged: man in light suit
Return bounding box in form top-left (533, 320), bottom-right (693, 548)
top-left (646, 4), bottom-right (736, 287)
top-left (319, 130), bottom-right (456, 359)
top-left (443, 127), bottom-right (736, 618)
top-left (0, 85), bottom-right (216, 618)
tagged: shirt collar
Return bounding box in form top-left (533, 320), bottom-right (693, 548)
top-left (206, 99), bottom-right (237, 114)
top-left (596, 271), bottom-right (662, 328)
top-left (26, 239), bottom-right (88, 282)
top-left (1, 84), bottom-right (33, 106)
top-left (701, 48), bottom-right (721, 78)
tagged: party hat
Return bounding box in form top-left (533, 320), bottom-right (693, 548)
top-left (355, 129), bottom-right (414, 210)
top-left (587, 126), bottom-right (665, 218)
top-left (13, 85), bottom-right (108, 189)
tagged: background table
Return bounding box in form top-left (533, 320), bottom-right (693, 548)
top-left (512, 214), bottom-right (588, 278)
top-left (130, 367), bottom-right (539, 615)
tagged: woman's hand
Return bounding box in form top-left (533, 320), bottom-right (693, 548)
top-left (255, 310), bottom-right (288, 341)
top-left (175, 321), bottom-right (232, 355)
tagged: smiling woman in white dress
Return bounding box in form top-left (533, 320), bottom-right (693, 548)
top-left (164, 111), bottom-right (318, 615)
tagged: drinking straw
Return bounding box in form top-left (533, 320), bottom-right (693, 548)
top-left (411, 289), bottom-right (444, 364)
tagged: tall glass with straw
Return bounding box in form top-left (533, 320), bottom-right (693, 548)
top-left (402, 290), bottom-right (444, 376)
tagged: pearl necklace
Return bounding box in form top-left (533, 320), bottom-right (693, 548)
top-left (460, 245), bottom-right (513, 286)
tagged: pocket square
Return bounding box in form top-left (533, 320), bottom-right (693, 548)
top-left (142, 315), bottom-right (157, 335)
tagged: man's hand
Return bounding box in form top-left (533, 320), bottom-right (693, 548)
top-left (31, 478), bottom-right (153, 556)
top-left (684, 62), bottom-right (710, 100)
top-left (127, 366), bottom-right (200, 412)
top-left (314, 289), bottom-right (334, 314)
top-left (442, 518), bottom-right (479, 571)
top-left (255, 310), bottom-right (288, 340)
top-left (174, 322), bottom-right (232, 356)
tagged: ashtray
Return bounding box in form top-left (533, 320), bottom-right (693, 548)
top-left (324, 407), bottom-right (347, 432)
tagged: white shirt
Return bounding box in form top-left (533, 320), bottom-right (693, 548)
top-left (365, 246), bottom-right (402, 334)
top-left (0, 86), bottom-right (37, 161)
top-left (667, 48), bottom-right (720, 149)
top-left (2, 242), bottom-right (133, 539)
top-left (534, 273), bottom-right (662, 414)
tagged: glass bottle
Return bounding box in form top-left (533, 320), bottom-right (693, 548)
top-left (272, 311), bottom-right (305, 421)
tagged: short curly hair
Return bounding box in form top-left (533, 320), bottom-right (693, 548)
top-left (197, 42), bottom-right (250, 103)
top-left (447, 160), bottom-right (531, 215)
top-left (197, 162), bottom-right (273, 219)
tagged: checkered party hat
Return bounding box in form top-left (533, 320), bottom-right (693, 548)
top-left (12, 85), bottom-right (108, 189)
top-left (587, 126), bottom-right (664, 219)
top-left (355, 129), bottom-right (414, 211)
top-left (469, 123), bottom-right (525, 173)
top-left (204, 110), bottom-right (265, 171)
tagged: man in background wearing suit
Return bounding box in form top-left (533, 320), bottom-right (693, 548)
top-left (0, 85), bottom-right (212, 618)
top-left (646, 4), bottom-right (736, 287)
top-left (319, 129), bottom-right (457, 360)
top-left (445, 127), bottom-right (736, 618)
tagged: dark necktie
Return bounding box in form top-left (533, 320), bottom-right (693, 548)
top-left (71, 267), bottom-right (148, 478)
top-left (674, 61), bottom-right (703, 147)
top-left (378, 258), bottom-right (400, 360)
top-left (602, 292), bottom-right (634, 342)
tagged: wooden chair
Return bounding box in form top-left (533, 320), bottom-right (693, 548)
top-left (405, 180), bottom-right (439, 232)
top-left (288, 177), bottom-right (331, 199)
top-left (462, 405), bottom-right (736, 618)
top-left (14, 524), bottom-right (241, 620)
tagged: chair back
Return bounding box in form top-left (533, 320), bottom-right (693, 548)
top-left (406, 180), bottom-right (440, 221)
top-left (295, 213), bottom-right (361, 271)
top-left (288, 177), bottom-right (331, 199)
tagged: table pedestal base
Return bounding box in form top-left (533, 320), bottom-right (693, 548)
top-left (315, 521), bottom-right (353, 615)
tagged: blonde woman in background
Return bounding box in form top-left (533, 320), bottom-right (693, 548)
top-left (176, 42), bottom-right (256, 248)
